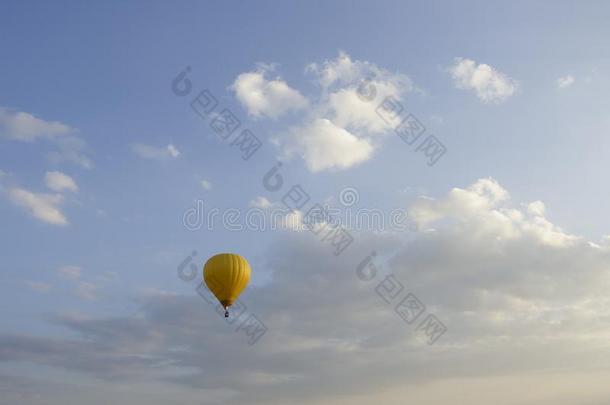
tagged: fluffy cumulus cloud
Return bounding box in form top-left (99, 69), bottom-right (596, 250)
top-left (410, 178), bottom-right (579, 247)
top-left (305, 50), bottom-right (411, 95)
top-left (449, 58), bottom-right (518, 103)
top-left (557, 75), bottom-right (575, 89)
top-left (44, 171), bottom-right (78, 193)
top-left (231, 65), bottom-right (309, 119)
top-left (234, 52), bottom-right (413, 172)
top-left (4, 178), bottom-right (610, 404)
top-left (280, 118), bottom-right (374, 172)
top-left (131, 143), bottom-right (181, 160)
top-left (527, 200), bottom-right (546, 216)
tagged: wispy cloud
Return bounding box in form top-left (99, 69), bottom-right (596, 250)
top-left (8, 187), bottom-right (67, 225)
top-left (132, 143), bottom-right (181, 160)
top-left (57, 265), bottom-right (81, 280)
top-left (5, 171), bottom-right (79, 225)
top-left (24, 281), bottom-right (52, 293)
top-left (0, 108), bottom-right (94, 169)
top-left (57, 266), bottom-right (98, 300)
top-left (46, 136), bottom-right (94, 169)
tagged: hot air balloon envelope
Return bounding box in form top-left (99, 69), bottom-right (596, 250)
top-left (203, 253), bottom-right (251, 317)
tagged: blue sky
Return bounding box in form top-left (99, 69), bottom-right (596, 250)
top-left (2, 1), bottom-right (610, 404)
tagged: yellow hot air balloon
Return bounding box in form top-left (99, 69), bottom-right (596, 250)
top-left (203, 253), bottom-right (251, 317)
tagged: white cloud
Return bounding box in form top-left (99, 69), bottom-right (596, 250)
top-left (200, 179), bottom-right (212, 191)
top-left (44, 171), bottom-right (78, 193)
top-left (305, 50), bottom-right (408, 91)
top-left (231, 65), bottom-right (308, 119)
top-left (325, 86), bottom-right (399, 134)
top-left (58, 265), bottom-right (81, 280)
top-left (5, 171), bottom-right (78, 225)
top-left (249, 196), bottom-right (272, 209)
top-left (8, 187), bottom-right (67, 225)
top-left (309, 51), bottom-right (412, 133)
top-left (411, 177), bottom-right (578, 247)
top-left (167, 144), bottom-right (180, 158)
top-left (247, 197), bottom-right (306, 231)
top-left (233, 52), bottom-right (413, 172)
top-left (0, 108), bottom-right (73, 141)
top-left (132, 143), bottom-right (181, 160)
top-left (308, 50), bottom-right (412, 90)
top-left (278, 118), bottom-right (374, 172)
top-left (449, 58), bottom-right (518, 103)
top-left (557, 75), bottom-right (575, 89)
top-left (527, 200), bottom-right (546, 216)
top-left (306, 50), bottom-right (359, 88)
